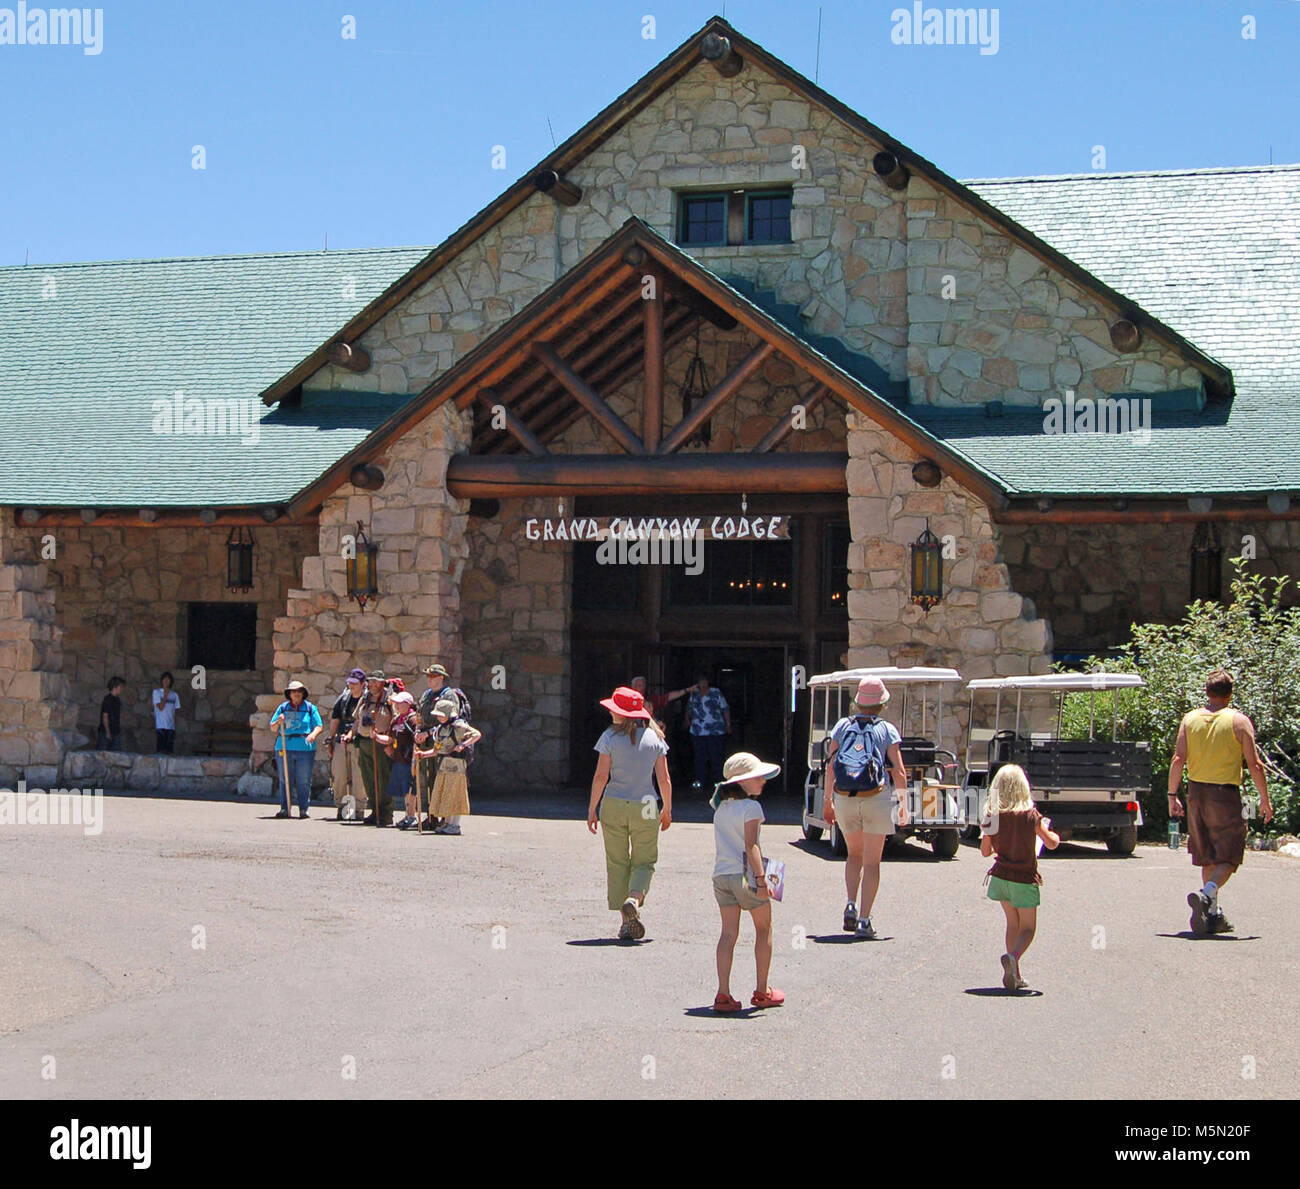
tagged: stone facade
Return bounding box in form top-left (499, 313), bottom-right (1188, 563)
top-left (1001, 518), bottom-right (1300, 654)
top-left (254, 401), bottom-right (472, 776)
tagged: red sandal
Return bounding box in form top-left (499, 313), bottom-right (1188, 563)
top-left (751, 987), bottom-right (786, 1008)
top-left (713, 993), bottom-right (743, 1013)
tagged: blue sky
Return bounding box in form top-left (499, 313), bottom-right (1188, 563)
top-left (1, 0), bottom-right (1297, 264)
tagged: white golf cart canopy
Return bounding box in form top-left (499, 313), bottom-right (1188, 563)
top-left (811, 666), bottom-right (963, 688)
top-left (966, 673), bottom-right (1145, 692)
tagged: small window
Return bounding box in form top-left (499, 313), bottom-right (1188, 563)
top-left (678, 193), bottom-right (728, 246)
top-left (187, 603), bottom-right (258, 671)
top-left (747, 191), bottom-right (792, 244)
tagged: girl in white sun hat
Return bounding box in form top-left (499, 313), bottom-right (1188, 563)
top-left (710, 751), bottom-right (784, 1012)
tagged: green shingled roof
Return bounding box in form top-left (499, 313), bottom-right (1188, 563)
top-left (0, 247), bottom-right (429, 505)
top-left (960, 165), bottom-right (1300, 495)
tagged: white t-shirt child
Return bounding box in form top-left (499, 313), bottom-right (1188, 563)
top-left (712, 797), bottom-right (765, 879)
top-left (152, 688), bottom-right (180, 730)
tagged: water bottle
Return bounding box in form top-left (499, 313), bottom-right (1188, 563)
top-left (1167, 819), bottom-right (1180, 850)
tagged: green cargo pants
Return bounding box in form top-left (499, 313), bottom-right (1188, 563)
top-left (599, 794), bottom-right (660, 911)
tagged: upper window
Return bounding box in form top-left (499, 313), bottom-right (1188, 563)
top-left (676, 187), bottom-right (794, 247)
top-left (678, 193), bottom-right (728, 246)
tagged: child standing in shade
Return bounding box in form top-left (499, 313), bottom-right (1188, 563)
top-left (980, 763), bottom-right (1060, 991)
top-left (711, 751), bottom-right (784, 1013)
top-left (415, 698), bottom-right (482, 835)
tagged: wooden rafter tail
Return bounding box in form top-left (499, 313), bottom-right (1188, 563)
top-left (642, 276), bottom-right (665, 451)
top-left (531, 341), bottom-right (647, 455)
top-left (658, 341), bottom-right (773, 454)
top-left (475, 388), bottom-right (548, 456)
top-left (752, 384), bottom-right (829, 453)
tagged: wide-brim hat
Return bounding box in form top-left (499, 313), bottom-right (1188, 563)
top-left (283, 679), bottom-right (309, 698)
top-left (433, 698), bottom-right (460, 718)
top-left (852, 675), bottom-right (891, 708)
top-left (718, 752), bottom-right (781, 785)
top-left (425, 663), bottom-right (450, 677)
top-left (366, 669), bottom-right (386, 682)
top-left (599, 686), bottom-right (652, 720)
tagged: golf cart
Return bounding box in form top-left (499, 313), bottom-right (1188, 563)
top-left (803, 667), bottom-right (970, 859)
top-left (963, 673), bottom-right (1150, 854)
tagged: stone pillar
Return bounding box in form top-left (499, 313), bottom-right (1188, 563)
top-left (844, 415), bottom-right (1053, 745)
top-left (0, 515), bottom-right (85, 786)
top-left (252, 403), bottom-right (472, 777)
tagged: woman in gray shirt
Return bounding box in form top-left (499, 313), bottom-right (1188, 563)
top-left (587, 686), bottom-right (672, 940)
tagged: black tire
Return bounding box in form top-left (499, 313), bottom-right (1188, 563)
top-left (830, 822), bottom-right (847, 857)
top-left (1107, 825), bottom-right (1138, 855)
top-left (931, 830), bottom-right (960, 860)
top-left (803, 823), bottom-right (824, 842)
top-left (961, 824), bottom-right (981, 842)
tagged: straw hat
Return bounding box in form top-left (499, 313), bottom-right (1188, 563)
top-left (718, 752), bottom-right (781, 785)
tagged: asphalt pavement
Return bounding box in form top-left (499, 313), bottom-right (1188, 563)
top-left (2, 791), bottom-right (1296, 1098)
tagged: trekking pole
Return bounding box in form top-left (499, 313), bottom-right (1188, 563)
top-left (278, 719), bottom-right (292, 817)
top-left (369, 719), bottom-right (381, 827)
top-left (415, 749), bottom-right (424, 835)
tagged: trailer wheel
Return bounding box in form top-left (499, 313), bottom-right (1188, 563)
top-left (802, 823), bottom-right (824, 842)
top-left (1107, 825), bottom-right (1138, 855)
top-left (830, 822), bottom-right (847, 857)
top-left (931, 830), bottom-right (960, 860)
top-left (961, 824), bottom-right (981, 843)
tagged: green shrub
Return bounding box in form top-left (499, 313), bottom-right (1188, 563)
top-left (1058, 560), bottom-right (1299, 837)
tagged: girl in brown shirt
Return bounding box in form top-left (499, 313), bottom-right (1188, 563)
top-left (980, 763), bottom-right (1060, 991)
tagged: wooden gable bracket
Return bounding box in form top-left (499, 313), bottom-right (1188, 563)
top-left (752, 384), bottom-right (829, 452)
top-left (657, 341), bottom-right (773, 455)
top-left (701, 32), bottom-right (743, 77)
top-left (531, 341), bottom-right (648, 454)
top-left (532, 169), bottom-right (583, 207)
top-left (327, 340), bottom-right (372, 373)
top-left (475, 387), bottom-right (548, 456)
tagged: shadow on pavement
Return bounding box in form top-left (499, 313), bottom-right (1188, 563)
top-left (964, 987), bottom-right (1044, 998)
top-left (811, 934), bottom-right (893, 944)
top-left (1156, 932), bottom-right (1261, 942)
top-left (565, 938), bottom-right (655, 947)
top-left (682, 1006), bottom-right (763, 1019)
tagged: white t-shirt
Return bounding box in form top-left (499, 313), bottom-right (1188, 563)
top-left (152, 689), bottom-right (180, 729)
top-left (712, 797), bottom-right (765, 878)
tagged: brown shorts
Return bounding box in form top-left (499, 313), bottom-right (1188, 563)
top-left (1186, 781), bottom-right (1247, 869)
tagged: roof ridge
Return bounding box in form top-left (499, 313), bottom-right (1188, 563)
top-left (964, 163), bottom-right (1300, 185)
top-left (0, 244), bottom-right (433, 273)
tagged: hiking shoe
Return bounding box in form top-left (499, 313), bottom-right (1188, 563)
top-left (396, 816), bottom-right (415, 830)
top-left (363, 812), bottom-right (377, 826)
top-left (856, 917), bottom-right (876, 940)
top-left (1187, 890), bottom-right (1212, 935)
top-left (1209, 910), bottom-right (1235, 935)
top-left (436, 822), bottom-right (461, 836)
top-left (420, 817), bottom-right (440, 831)
top-left (619, 897), bottom-right (645, 940)
top-left (1015, 977), bottom-right (1029, 990)
top-left (1001, 952), bottom-right (1020, 991)
top-left (273, 809), bottom-right (289, 820)
top-left (842, 902), bottom-right (859, 933)
top-left (298, 811), bottom-right (309, 820)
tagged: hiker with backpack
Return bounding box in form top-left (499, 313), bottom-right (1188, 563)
top-left (415, 662), bottom-right (472, 831)
top-left (822, 675), bottom-right (909, 939)
top-left (414, 698), bottom-right (481, 835)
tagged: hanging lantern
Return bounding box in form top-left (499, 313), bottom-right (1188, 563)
top-left (346, 521), bottom-right (379, 608)
top-left (1190, 521), bottom-right (1222, 603)
top-left (226, 527), bottom-right (254, 593)
top-left (679, 324), bottom-right (712, 446)
top-left (910, 521), bottom-right (943, 610)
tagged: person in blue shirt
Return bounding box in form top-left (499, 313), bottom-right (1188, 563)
top-left (269, 680), bottom-right (324, 819)
top-left (685, 674), bottom-right (730, 793)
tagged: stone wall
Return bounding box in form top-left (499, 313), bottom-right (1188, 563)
top-left (9, 522), bottom-right (315, 756)
top-left (256, 401), bottom-right (472, 775)
top-left (0, 515), bottom-right (81, 787)
top-left (460, 498), bottom-right (571, 790)
top-left (1001, 518), bottom-right (1300, 654)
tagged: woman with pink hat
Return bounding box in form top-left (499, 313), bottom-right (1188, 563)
top-left (587, 686), bottom-right (672, 940)
top-left (823, 674), bottom-right (910, 939)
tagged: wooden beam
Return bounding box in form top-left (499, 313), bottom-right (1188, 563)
top-left (327, 341), bottom-right (371, 372)
top-left (532, 169), bottom-right (583, 206)
top-left (658, 342), bottom-right (773, 455)
top-left (446, 451), bottom-right (849, 498)
top-left (752, 385), bottom-right (829, 452)
top-left (531, 341), bottom-right (647, 454)
top-left (475, 388), bottom-right (548, 456)
top-left (643, 284), bottom-right (664, 451)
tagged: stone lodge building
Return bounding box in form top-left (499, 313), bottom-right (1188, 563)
top-left (2, 17), bottom-right (1298, 795)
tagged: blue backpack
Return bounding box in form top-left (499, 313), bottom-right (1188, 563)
top-left (832, 716), bottom-right (887, 793)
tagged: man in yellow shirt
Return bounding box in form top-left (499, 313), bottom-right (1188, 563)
top-left (1168, 670), bottom-right (1272, 935)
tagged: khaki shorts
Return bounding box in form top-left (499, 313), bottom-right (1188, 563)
top-left (712, 873), bottom-right (766, 910)
top-left (833, 790), bottom-right (896, 836)
top-left (1186, 781), bottom-right (1247, 869)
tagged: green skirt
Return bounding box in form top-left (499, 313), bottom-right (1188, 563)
top-left (987, 875), bottom-right (1041, 908)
